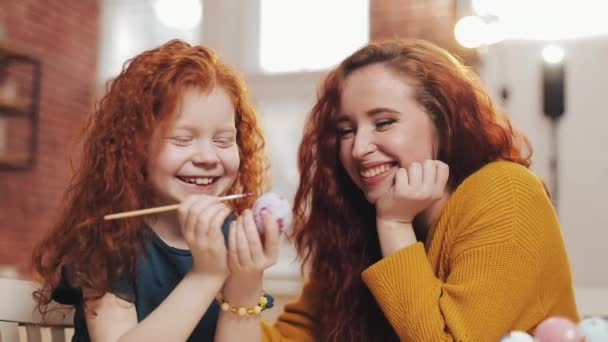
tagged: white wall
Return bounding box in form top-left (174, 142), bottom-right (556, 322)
top-left (98, 0), bottom-right (202, 81)
top-left (479, 38), bottom-right (608, 290)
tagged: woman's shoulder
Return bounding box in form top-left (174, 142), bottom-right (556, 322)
top-left (453, 161), bottom-right (545, 203)
top-left (445, 161), bottom-right (551, 229)
top-left (464, 161), bottom-right (541, 188)
top-left (444, 160), bottom-right (555, 236)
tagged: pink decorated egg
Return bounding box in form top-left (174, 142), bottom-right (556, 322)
top-left (534, 317), bottom-right (582, 342)
top-left (252, 192), bottom-right (291, 235)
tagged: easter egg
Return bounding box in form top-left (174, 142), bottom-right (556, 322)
top-left (252, 192), bottom-right (291, 235)
top-left (578, 317), bottom-right (608, 342)
top-left (534, 317), bottom-right (582, 342)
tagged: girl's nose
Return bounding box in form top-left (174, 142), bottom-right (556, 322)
top-left (192, 142), bottom-right (219, 166)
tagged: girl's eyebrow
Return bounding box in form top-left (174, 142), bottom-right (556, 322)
top-left (168, 126), bottom-right (238, 137)
top-left (171, 122), bottom-right (197, 130)
top-left (216, 128), bottom-right (237, 134)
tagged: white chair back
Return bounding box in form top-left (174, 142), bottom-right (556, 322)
top-left (0, 278), bottom-right (73, 342)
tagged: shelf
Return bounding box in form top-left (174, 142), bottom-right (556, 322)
top-left (0, 98), bottom-right (29, 116)
top-left (0, 42), bottom-right (37, 61)
top-left (0, 153), bottom-right (31, 170)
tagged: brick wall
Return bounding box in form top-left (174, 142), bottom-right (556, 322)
top-left (370, 0), bottom-right (477, 64)
top-left (0, 0), bottom-right (470, 277)
top-left (0, 0), bottom-right (100, 276)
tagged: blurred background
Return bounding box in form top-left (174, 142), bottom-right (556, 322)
top-left (1, 0), bottom-right (606, 322)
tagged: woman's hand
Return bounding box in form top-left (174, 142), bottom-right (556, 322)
top-left (376, 160), bottom-right (449, 225)
top-left (177, 195), bottom-right (232, 280)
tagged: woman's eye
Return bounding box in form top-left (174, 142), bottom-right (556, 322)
top-left (376, 119), bottom-right (396, 131)
top-left (337, 127), bottom-right (354, 138)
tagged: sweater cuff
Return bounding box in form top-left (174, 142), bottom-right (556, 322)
top-left (361, 242), bottom-right (441, 338)
top-left (362, 242), bottom-right (433, 287)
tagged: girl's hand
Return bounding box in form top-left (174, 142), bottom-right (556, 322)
top-left (376, 160), bottom-right (449, 225)
top-left (228, 210), bottom-right (280, 280)
top-left (220, 210), bottom-right (280, 307)
top-left (177, 195), bottom-right (231, 279)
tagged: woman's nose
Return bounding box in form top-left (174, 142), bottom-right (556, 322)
top-left (351, 129), bottom-right (377, 159)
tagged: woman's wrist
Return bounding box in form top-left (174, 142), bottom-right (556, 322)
top-left (376, 218), bottom-right (417, 257)
top-left (376, 218), bottom-right (414, 232)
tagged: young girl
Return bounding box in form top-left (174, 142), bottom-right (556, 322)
top-left (253, 39), bottom-right (579, 341)
top-left (32, 40), bottom-right (279, 342)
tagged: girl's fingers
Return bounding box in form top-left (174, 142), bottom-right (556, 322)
top-left (183, 195), bottom-right (218, 239)
top-left (228, 221), bottom-right (240, 267)
top-left (193, 201), bottom-right (222, 241)
top-left (207, 205), bottom-right (231, 239)
top-left (236, 217), bottom-right (252, 266)
top-left (242, 210), bottom-right (265, 261)
top-left (262, 212), bottom-right (280, 263)
top-left (178, 195), bottom-right (200, 239)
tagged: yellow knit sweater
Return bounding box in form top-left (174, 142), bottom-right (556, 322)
top-left (262, 161), bottom-right (579, 341)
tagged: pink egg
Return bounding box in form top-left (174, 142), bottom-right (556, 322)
top-left (252, 192), bottom-right (291, 235)
top-left (534, 317), bottom-right (582, 342)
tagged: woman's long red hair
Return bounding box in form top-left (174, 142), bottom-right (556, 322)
top-left (32, 40), bottom-right (267, 313)
top-left (293, 39), bottom-right (531, 341)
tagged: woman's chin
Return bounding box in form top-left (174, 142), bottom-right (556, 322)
top-left (363, 191), bottom-right (382, 205)
top-left (361, 183), bottom-right (392, 205)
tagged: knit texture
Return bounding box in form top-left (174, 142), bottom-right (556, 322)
top-left (262, 161), bottom-right (579, 341)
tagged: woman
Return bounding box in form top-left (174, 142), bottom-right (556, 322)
top-left (256, 39), bottom-right (579, 341)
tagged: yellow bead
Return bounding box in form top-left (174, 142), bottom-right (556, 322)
top-left (253, 305), bottom-right (262, 314)
top-left (258, 296), bottom-right (268, 306)
top-left (237, 307), bottom-right (247, 316)
top-left (221, 303), bottom-right (230, 311)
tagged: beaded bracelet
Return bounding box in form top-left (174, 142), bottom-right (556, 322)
top-left (215, 291), bottom-right (274, 316)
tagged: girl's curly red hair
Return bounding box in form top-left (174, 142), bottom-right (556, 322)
top-left (32, 40), bottom-right (267, 313)
top-left (293, 39), bottom-right (531, 341)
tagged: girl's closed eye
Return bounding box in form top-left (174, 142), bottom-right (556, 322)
top-left (169, 136), bottom-right (194, 146)
top-left (214, 135), bottom-right (236, 148)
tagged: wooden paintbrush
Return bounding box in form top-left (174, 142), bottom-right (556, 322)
top-left (103, 193), bottom-right (254, 221)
